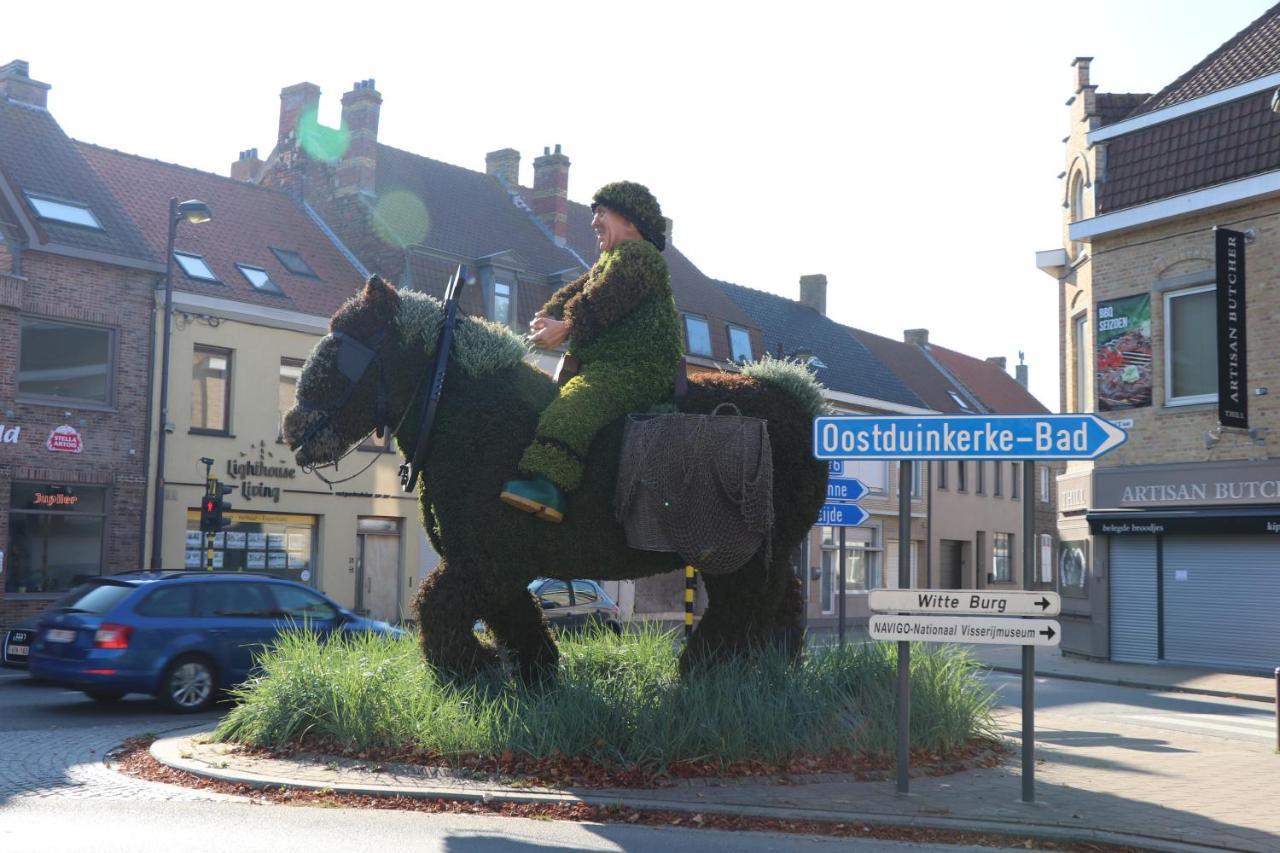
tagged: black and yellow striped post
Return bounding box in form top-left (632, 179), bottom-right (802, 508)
top-left (684, 565), bottom-right (696, 640)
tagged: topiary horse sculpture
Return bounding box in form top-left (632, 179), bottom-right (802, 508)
top-left (283, 276), bottom-right (828, 681)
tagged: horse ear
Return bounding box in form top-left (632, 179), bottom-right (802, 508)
top-left (362, 275), bottom-right (401, 318)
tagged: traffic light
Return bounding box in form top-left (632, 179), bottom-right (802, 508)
top-left (199, 481), bottom-right (234, 533)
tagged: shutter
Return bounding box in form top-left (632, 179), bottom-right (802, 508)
top-left (884, 541), bottom-right (918, 589)
top-left (1109, 537), bottom-right (1157, 663)
top-left (1163, 536), bottom-right (1280, 671)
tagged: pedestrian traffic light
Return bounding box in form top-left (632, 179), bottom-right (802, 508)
top-left (199, 481), bottom-right (234, 533)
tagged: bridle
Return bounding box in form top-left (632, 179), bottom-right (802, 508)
top-left (290, 265), bottom-right (468, 493)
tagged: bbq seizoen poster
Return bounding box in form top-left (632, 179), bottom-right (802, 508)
top-left (1095, 293), bottom-right (1152, 411)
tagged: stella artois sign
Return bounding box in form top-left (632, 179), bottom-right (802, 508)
top-left (46, 425), bottom-right (83, 453)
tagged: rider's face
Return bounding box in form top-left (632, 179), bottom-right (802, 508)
top-left (591, 206), bottom-right (641, 252)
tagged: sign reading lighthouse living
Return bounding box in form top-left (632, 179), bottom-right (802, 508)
top-left (226, 441), bottom-right (297, 503)
top-left (812, 414), bottom-right (1127, 460)
top-left (1215, 227), bottom-right (1248, 430)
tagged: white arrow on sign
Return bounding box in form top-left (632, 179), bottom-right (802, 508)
top-left (869, 615), bottom-right (1061, 647)
top-left (869, 589), bottom-right (1060, 617)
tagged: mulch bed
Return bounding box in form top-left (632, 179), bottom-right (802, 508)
top-left (113, 736), bottom-right (1139, 852)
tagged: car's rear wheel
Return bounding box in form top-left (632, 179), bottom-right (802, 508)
top-left (159, 654), bottom-right (217, 713)
top-left (85, 689), bottom-right (125, 703)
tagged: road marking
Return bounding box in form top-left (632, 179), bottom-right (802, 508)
top-left (1122, 712), bottom-right (1274, 740)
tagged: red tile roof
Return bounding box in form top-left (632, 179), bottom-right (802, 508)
top-left (850, 329), bottom-right (974, 413)
top-left (927, 345), bottom-right (1049, 414)
top-left (79, 143), bottom-right (364, 317)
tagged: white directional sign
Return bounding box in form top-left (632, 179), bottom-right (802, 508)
top-left (870, 589), bottom-right (1061, 617)
top-left (869, 615), bottom-right (1061, 646)
top-left (813, 414), bottom-right (1127, 460)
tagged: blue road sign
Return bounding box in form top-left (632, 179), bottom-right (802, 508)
top-left (826, 477), bottom-right (868, 502)
top-left (813, 414), bottom-right (1127, 461)
top-left (817, 502), bottom-right (870, 527)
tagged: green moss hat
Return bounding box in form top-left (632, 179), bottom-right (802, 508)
top-left (591, 181), bottom-right (666, 251)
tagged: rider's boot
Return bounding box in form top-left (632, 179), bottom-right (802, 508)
top-left (499, 474), bottom-right (566, 523)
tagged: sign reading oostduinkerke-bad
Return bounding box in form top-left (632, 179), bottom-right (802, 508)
top-left (812, 414), bottom-right (1127, 461)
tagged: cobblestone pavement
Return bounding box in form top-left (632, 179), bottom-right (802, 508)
top-left (0, 672), bottom-right (236, 804)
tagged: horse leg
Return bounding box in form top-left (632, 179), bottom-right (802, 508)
top-left (411, 561), bottom-right (499, 677)
top-left (680, 549), bottom-right (803, 674)
top-left (482, 584), bottom-right (559, 685)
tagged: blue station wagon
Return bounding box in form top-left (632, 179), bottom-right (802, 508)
top-left (28, 571), bottom-right (402, 712)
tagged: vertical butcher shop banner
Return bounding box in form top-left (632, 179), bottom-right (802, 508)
top-left (1095, 293), bottom-right (1152, 411)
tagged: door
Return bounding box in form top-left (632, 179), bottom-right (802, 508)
top-left (193, 581), bottom-right (279, 683)
top-left (938, 540), bottom-right (963, 589)
top-left (1109, 536), bottom-right (1157, 664)
top-left (356, 519), bottom-right (402, 623)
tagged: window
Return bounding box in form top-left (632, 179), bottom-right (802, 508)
top-left (537, 580), bottom-right (573, 608)
top-left (18, 318), bottom-right (113, 405)
top-left (137, 585), bottom-right (197, 618)
top-left (1037, 534), bottom-right (1054, 584)
top-left (992, 533), bottom-right (1012, 582)
top-left (1069, 172), bottom-right (1086, 258)
top-left (819, 525), bottom-right (880, 600)
top-left (5, 484), bottom-right (108, 595)
top-left (174, 251), bottom-right (220, 282)
top-left (237, 263), bottom-right (283, 295)
top-left (196, 583), bottom-right (276, 618)
top-left (957, 461), bottom-right (968, 492)
top-left (1074, 313), bottom-right (1089, 412)
top-left (1011, 462), bottom-right (1021, 499)
top-left (279, 358), bottom-right (303, 440)
top-left (684, 314), bottom-right (712, 356)
top-left (571, 581), bottom-right (599, 605)
top-left (184, 509), bottom-right (317, 582)
top-left (1039, 465), bottom-right (1051, 502)
top-left (947, 390), bottom-right (972, 411)
top-left (1058, 540), bottom-right (1088, 598)
top-left (270, 247), bottom-right (317, 277)
top-left (492, 282), bottom-right (512, 326)
top-left (192, 346), bottom-right (232, 434)
top-left (883, 540), bottom-right (918, 589)
top-left (728, 325), bottom-right (753, 362)
top-left (1164, 285), bottom-right (1217, 404)
top-left (25, 192), bottom-right (103, 229)
top-left (936, 459), bottom-right (948, 490)
top-left (993, 461), bottom-right (1002, 497)
top-left (835, 459), bottom-right (887, 494)
top-left (975, 461), bottom-right (985, 495)
top-left (894, 461), bottom-right (923, 498)
top-left (271, 585), bottom-right (338, 622)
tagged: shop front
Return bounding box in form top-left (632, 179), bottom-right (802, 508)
top-left (1086, 459), bottom-right (1280, 673)
top-left (5, 481), bottom-right (109, 595)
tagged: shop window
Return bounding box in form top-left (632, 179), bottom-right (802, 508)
top-left (192, 345), bottom-right (232, 434)
top-left (1074, 313), bottom-right (1089, 412)
top-left (992, 532), bottom-right (1012, 582)
top-left (684, 314), bottom-right (712, 357)
top-left (184, 510), bottom-right (317, 584)
top-left (1058, 540), bottom-right (1088, 598)
top-left (728, 325), bottom-right (753, 362)
top-left (5, 483), bottom-right (108, 594)
top-left (1164, 284), bottom-right (1217, 404)
top-left (18, 317), bottom-right (113, 405)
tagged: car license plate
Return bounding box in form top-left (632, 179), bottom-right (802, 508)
top-left (46, 628), bottom-right (77, 643)
top-left (7, 644), bottom-right (28, 657)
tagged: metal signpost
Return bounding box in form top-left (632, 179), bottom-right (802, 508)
top-left (823, 463), bottom-right (867, 648)
top-left (814, 413), bottom-right (1125, 803)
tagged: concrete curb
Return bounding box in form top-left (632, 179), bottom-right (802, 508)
top-left (148, 731), bottom-right (1235, 853)
top-left (982, 664), bottom-right (1276, 704)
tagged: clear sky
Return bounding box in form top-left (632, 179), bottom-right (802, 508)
top-left (4, 0), bottom-right (1274, 410)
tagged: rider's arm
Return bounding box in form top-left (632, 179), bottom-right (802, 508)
top-left (540, 272), bottom-right (590, 320)
top-left (562, 241), bottom-right (666, 346)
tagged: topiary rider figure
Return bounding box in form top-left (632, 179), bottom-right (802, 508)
top-left (500, 181), bottom-right (682, 523)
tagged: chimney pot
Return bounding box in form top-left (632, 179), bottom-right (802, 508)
top-left (0, 59), bottom-right (50, 109)
top-left (1015, 363), bottom-right (1029, 388)
top-left (532, 144), bottom-right (572, 243)
top-left (485, 148), bottom-right (521, 186)
top-left (904, 329), bottom-right (929, 347)
top-left (798, 274), bottom-right (827, 316)
top-left (986, 356), bottom-right (1007, 371)
top-left (335, 78), bottom-right (382, 197)
top-left (231, 147), bottom-right (265, 182)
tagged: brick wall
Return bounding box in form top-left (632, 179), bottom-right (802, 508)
top-left (0, 253), bottom-right (154, 635)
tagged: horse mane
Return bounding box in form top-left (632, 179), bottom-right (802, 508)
top-left (396, 290), bottom-right (528, 377)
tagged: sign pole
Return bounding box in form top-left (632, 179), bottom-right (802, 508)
top-left (837, 527), bottom-right (847, 649)
top-left (897, 460), bottom-right (912, 794)
top-left (1022, 459), bottom-right (1036, 804)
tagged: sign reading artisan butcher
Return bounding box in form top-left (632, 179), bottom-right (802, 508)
top-left (1215, 227), bottom-right (1248, 430)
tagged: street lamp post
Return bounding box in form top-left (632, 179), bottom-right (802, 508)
top-left (150, 197), bottom-right (213, 570)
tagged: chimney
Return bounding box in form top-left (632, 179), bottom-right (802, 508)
top-left (1072, 56), bottom-right (1092, 93)
top-left (230, 148), bottom-right (263, 183)
top-left (799, 274), bottom-right (827, 315)
top-left (531, 144), bottom-right (571, 243)
top-left (904, 329), bottom-right (929, 347)
top-left (0, 60), bottom-right (50, 109)
top-left (486, 148), bottom-right (521, 186)
top-left (985, 356), bottom-right (1007, 371)
top-left (662, 216), bottom-right (674, 248)
top-left (335, 79), bottom-right (381, 197)
top-left (278, 82), bottom-right (321, 148)
top-left (1016, 363), bottom-right (1029, 388)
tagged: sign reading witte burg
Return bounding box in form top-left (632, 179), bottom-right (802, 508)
top-left (869, 615), bottom-right (1061, 646)
top-left (870, 589), bottom-right (1061, 617)
top-left (813, 414), bottom-right (1127, 460)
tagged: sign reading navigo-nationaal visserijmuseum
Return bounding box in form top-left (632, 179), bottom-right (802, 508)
top-left (1216, 227), bottom-right (1247, 430)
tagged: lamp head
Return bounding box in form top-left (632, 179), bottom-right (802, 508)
top-left (176, 199), bottom-right (213, 225)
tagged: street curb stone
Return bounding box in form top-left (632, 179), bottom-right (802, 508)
top-left (981, 664), bottom-right (1276, 704)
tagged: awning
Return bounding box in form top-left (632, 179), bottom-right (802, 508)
top-left (1087, 506), bottom-right (1280, 536)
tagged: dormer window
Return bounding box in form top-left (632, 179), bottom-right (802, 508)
top-left (947, 390), bottom-right (972, 411)
top-left (174, 251), bottom-right (220, 283)
top-left (237, 263), bottom-right (283, 295)
top-left (493, 282), bottom-right (512, 326)
top-left (684, 315), bottom-right (712, 357)
top-left (728, 325), bottom-right (753, 362)
top-left (270, 247), bottom-right (317, 278)
top-left (25, 192), bottom-right (103, 230)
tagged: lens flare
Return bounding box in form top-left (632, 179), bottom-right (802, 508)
top-left (373, 190), bottom-right (430, 248)
top-left (297, 107), bottom-right (350, 162)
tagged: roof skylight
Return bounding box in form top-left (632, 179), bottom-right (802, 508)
top-left (174, 251), bottom-right (219, 282)
top-left (270, 247), bottom-right (317, 278)
top-left (25, 192), bottom-right (103, 230)
top-left (237, 263), bottom-right (283, 295)
top-left (948, 390), bottom-right (972, 411)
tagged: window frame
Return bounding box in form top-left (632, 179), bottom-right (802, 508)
top-left (993, 460), bottom-right (1002, 497)
top-left (191, 344), bottom-right (233, 436)
top-left (5, 482), bottom-right (110, 597)
top-left (269, 247), bottom-right (318, 278)
top-left (174, 251), bottom-right (221, 283)
top-left (1163, 283), bottom-right (1218, 407)
top-left (727, 324), bottom-right (753, 363)
top-left (1073, 311), bottom-right (1090, 413)
top-left (936, 459), bottom-right (948, 491)
top-left (975, 460), bottom-right (985, 495)
top-left (992, 532), bottom-right (1013, 583)
top-left (683, 314), bottom-right (713, 357)
top-left (491, 280), bottom-right (514, 328)
top-left (1039, 465), bottom-right (1051, 503)
top-left (16, 316), bottom-right (116, 409)
top-left (236, 263), bottom-right (284, 295)
top-left (1011, 462), bottom-right (1021, 499)
top-left (24, 191), bottom-right (104, 230)
top-left (956, 460), bottom-right (968, 492)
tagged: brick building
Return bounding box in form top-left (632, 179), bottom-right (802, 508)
top-left (1036, 6), bottom-right (1280, 670)
top-left (0, 61), bottom-right (162, 633)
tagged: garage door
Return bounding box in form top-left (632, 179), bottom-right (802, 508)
top-left (1109, 537), bottom-right (1157, 663)
top-left (1163, 536), bottom-right (1280, 672)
